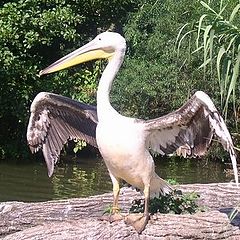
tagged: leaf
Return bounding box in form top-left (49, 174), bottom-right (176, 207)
top-left (176, 29), bottom-right (196, 57)
top-left (224, 59), bottom-right (232, 91)
top-left (175, 23), bottom-right (189, 49)
top-left (226, 35), bottom-right (237, 52)
top-left (217, 46), bottom-right (226, 105)
top-left (224, 51), bottom-right (240, 117)
top-left (198, 58), bottom-right (211, 69)
top-left (208, 28), bottom-right (215, 71)
top-left (73, 146), bottom-right (78, 154)
top-left (191, 46), bottom-right (203, 54)
top-left (196, 14), bottom-right (207, 48)
top-left (229, 4), bottom-right (240, 22)
top-left (200, 1), bottom-right (218, 15)
top-left (203, 25), bottom-right (212, 49)
top-left (218, 4), bottom-right (227, 17)
top-left (202, 25), bottom-right (212, 78)
top-left (216, 46), bottom-right (225, 82)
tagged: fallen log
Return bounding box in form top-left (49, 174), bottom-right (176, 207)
top-left (0, 183), bottom-right (239, 239)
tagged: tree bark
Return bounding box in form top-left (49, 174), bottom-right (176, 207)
top-left (0, 183), bottom-right (239, 239)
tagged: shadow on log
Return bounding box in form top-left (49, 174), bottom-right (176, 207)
top-left (0, 183), bottom-right (239, 239)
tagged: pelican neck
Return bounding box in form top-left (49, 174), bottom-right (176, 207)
top-left (96, 49), bottom-right (125, 121)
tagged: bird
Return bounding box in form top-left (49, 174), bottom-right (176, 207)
top-left (27, 31), bottom-right (239, 233)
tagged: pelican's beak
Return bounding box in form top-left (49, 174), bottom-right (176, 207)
top-left (39, 40), bottom-right (114, 76)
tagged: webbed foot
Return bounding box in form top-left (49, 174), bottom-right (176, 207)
top-left (125, 213), bottom-right (150, 233)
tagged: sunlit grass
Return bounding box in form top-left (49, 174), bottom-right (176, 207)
top-left (176, 1), bottom-right (240, 121)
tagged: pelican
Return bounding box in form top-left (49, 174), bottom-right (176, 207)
top-left (27, 32), bottom-right (238, 233)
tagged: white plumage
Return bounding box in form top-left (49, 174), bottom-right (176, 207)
top-left (27, 32), bottom-right (238, 233)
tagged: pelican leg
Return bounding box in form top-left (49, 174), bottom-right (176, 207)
top-left (125, 184), bottom-right (150, 233)
top-left (100, 174), bottom-right (123, 222)
top-left (109, 178), bottom-right (123, 222)
top-left (112, 179), bottom-right (120, 212)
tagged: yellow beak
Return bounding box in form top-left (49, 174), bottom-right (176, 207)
top-left (39, 40), bottom-right (114, 76)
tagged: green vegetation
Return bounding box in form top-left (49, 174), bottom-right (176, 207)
top-left (113, 0), bottom-right (202, 118)
top-left (0, 0), bottom-right (140, 159)
top-left (103, 190), bottom-right (201, 215)
top-left (177, 1), bottom-right (240, 120)
top-left (129, 190), bottom-right (201, 214)
top-left (103, 204), bottom-right (122, 215)
top-left (0, 0), bottom-right (239, 160)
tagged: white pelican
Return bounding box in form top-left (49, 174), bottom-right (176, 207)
top-left (27, 32), bottom-right (239, 233)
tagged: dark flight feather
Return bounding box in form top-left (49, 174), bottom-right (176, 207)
top-left (27, 92), bottom-right (98, 176)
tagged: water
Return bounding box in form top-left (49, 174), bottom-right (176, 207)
top-left (0, 156), bottom-right (233, 202)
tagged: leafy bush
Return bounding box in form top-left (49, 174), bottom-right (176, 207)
top-left (0, 0), bottom-right (238, 159)
top-left (112, 0), bottom-right (217, 120)
top-left (129, 190), bottom-right (201, 214)
top-left (0, 0), bottom-right (140, 159)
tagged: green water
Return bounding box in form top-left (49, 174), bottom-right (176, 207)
top-left (0, 157), bottom-right (233, 202)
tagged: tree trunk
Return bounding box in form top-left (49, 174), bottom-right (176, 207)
top-left (0, 183), bottom-right (239, 239)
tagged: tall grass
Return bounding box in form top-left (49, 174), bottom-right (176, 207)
top-left (176, 1), bottom-right (240, 121)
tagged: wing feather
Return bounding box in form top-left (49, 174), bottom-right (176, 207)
top-left (27, 92), bottom-right (98, 176)
top-left (144, 91), bottom-right (238, 184)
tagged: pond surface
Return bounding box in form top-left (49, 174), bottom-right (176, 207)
top-left (0, 156), bottom-right (234, 202)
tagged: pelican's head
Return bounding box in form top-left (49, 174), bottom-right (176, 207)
top-left (39, 32), bottom-right (126, 76)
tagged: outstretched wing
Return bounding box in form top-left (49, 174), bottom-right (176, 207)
top-left (27, 92), bottom-right (98, 177)
top-left (144, 91), bottom-right (238, 184)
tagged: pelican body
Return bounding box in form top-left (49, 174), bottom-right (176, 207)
top-left (27, 32), bottom-right (238, 233)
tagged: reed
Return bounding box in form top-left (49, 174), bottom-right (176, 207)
top-left (176, 1), bottom-right (240, 121)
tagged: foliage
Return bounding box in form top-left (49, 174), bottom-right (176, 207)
top-left (176, 0), bottom-right (240, 120)
top-left (0, 0), bottom-right (238, 160)
top-left (167, 178), bottom-right (179, 185)
top-left (73, 140), bottom-right (87, 154)
top-left (112, 0), bottom-right (214, 119)
top-left (0, 0), bottom-right (140, 159)
top-left (129, 190), bottom-right (201, 214)
top-left (103, 205), bottom-right (122, 215)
